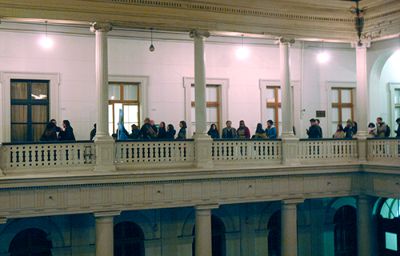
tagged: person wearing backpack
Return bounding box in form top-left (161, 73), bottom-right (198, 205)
top-left (376, 117), bottom-right (389, 138)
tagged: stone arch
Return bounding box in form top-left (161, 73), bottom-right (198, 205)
top-left (257, 202), bottom-right (281, 231)
top-left (0, 217), bottom-right (65, 254)
top-left (115, 211), bottom-right (158, 240)
top-left (325, 197), bottom-right (356, 224)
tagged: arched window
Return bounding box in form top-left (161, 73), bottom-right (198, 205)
top-left (9, 228), bottom-right (52, 256)
top-left (334, 206), bottom-right (357, 256)
top-left (267, 210), bottom-right (281, 256)
top-left (192, 215), bottom-right (226, 256)
top-left (377, 198), bottom-right (400, 256)
top-left (380, 198), bottom-right (400, 219)
top-left (114, 221), bottom-right (145, 256)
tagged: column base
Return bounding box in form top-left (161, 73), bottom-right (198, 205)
top-left (356, 135), bottom-right (368, 163)
top-left (281, 136), bottom-right (299, 166)
top-left (94, 135), bottom-right (116, 172)
top-left (193, 133), bottom-right (213, 169)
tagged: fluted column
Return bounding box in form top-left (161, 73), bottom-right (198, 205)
top-left (190, 30), bottom-right (213, 168)
top-left (357, 195), bottom-right (373, 256)
top-left (355, 43), bottom-right (370, 162)
top-left (95, 211), bottom-right (119, 256)
top-left (279, 38), bottom-right (298, 165)
top-left (90, 22), bottom-right (115, 171)
top-left (281, 199), bottom-right (302, 256)
top-left (195, 204), bottom-right (218, 256)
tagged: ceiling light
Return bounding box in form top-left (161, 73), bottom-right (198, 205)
top-left (39, 21), bottom-right (53, 49)
top-left (236, 35), bottom-right (249, 60)
top-left (317, 51), bottom-right (330, 64)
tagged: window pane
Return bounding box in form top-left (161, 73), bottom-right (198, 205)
top-left (395, 107), bottom-right (400, 120)
top-left (342, 108), bottom-right (352, 121)
top-left (394, 89), bottom-right (400, 104)
top-left (11, 82), bottom-right (28, 100)
top-left (331, 89), bottom-right (339, 103)
top-left (342, 89), bottom-right (352, 103)
top-left (266, 108), bottom-right (275, 120)
top-left (11, 105), bottom-right (27, 122)
top-left (108, 104), bottom-right (114, 134)
top-left (31, 82), bottom-right (48, 100)
top-left (31, 105), bottom-right (48, 123)
top-left (277, 88), bottom-right (281, 102)
top-left (206, 86), bottom-right (218, 102)
top-left (11, 124), bottom-right (28, 141)
top-left (123, 104), bottom-right (139, 129)
top-left (266, 88), bottom-right (275, 103)
top-left (114, 103), bottom-right (123, 130)
top-left (331, 108), bottom-right (339, 122)
top-left (191, 107), bottom-right (196, 121)
top-left (32, 124), bottom-right (46, 141)
top-left (278, 108), bottom-right (282, 124)
top-left (191, 85), bottom-right (195, 101)
top-left (109, 84), bottom-right (120, 100)
top-left (332, 122), bottom-right (339, 136)
top-left (207, 107), bottom-right (218, 123)
top-left (123, 84), bottom-right (138, 101)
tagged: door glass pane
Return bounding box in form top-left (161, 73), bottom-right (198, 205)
top-left (123, 104), bottom-right (139, 131)
top-left (109, 84), bottom-right (120, 100)
top-left (342, 108), bottom-right (352, 121)
top-left (11, 105), bottom-right (27, 122)
top-left (11, 82), bottom-right (28, 99)
top-left (11, 124), bottom-right (28, 141)
top-left (123, 84), bottom-right (138, 101)
top-left (31, 105), bottom-right (48, 123)
top-left (342, 89), bottom-right (352, 103)
top-left (31, 82), bottom-right (48, 100)
top-left (206, 86), bottom-right (218, 102)
top-left (331, 89), bottom-right (339, 103)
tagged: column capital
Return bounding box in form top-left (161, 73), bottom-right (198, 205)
top-left (195, 203), bottom-right (219, 211)
top-left (94, 210), bottom-right (121, 218)
top-left (279, 37), bottom-right (295, 45)
top-left (90, 22), bottom-right (113, 33)
top-left (351, 39), bottom-right (371, 49)
top-left (190, 30), bottom-right (210, 39)
top-left (282, 198), bottom-right (304, 206)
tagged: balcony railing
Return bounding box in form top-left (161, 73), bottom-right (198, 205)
top-left (0, 138), bottom-right (399, 173)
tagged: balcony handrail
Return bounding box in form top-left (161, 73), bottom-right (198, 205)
top-left (2, 140), bottom-right (94, 146)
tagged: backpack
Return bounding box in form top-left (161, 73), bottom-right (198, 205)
top-left (385, 125), bottom-right (391, 137)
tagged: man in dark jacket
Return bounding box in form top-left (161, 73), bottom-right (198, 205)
top-left (395, 118), bottom-right (400, 138)
top-left (307, 118), bottom-right (322, 139)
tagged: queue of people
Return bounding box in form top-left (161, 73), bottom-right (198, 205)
top-left (40, 119), bottom-right (76, 142)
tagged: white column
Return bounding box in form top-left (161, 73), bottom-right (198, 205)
top-left (357, 195), bottom-right (373, 256)
top-left (281, 199), bottom-right (302, 256)
top-left (355, 43), bottom-right (370, 162)
top-left (190, 30), bottom-right (213, 168)
top-left (95, 212), bottom-right (118, 256)
top-left (279, 38), bottom-right (295, 138)
top-left (195, 204), bottom-right (217, 256)
top-left (90, 22), bottom-right (115, 172)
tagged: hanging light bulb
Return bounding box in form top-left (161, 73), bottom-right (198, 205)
top-left (39, 21), bottom-right (54, 49)
top-left (149, 28), bottom-right (155, 52)
top-left (235, 35), bottom-right (249, 60)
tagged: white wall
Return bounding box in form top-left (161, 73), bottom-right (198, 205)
top-left (0, 25), bottom-right (359, 141)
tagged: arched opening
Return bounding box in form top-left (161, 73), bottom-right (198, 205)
top-left (333, 205), bottom-right (357, 256)
top-left (9, 228), bottom-right (52, 256)
top-left (376, 198), bottom-right (400, 256)
top-left (267, 210), bottom-right (281, 256)
top-left (114, 221), bottom-right (145, 256)
top-left (192, 215), bottom-right (226, 256)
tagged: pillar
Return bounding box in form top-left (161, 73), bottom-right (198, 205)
top-left (357, 195), bottom-right (373, 256)
top-left (281, 199), bottom-right (302, 256)
top-left (355, 43), bottom-right (370, 162)
top-left (90, 22), bottom-right (115, 171)
top-left (95, 212), bottom-right (119, 256)
top-left (190, 30), bottom-right (213, 168)
top-left (279, 38), bottom-right (299, 165)
top-left (194, 204), bottom-right (218, 256)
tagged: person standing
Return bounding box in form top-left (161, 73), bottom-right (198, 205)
top-left (376, 117), bottom-right (388, 138)
top-left (58, 120), bottom-right (76, 141)
top-left (90, 123), bottom-right (96, 141)
top-left (265, 120), bottom-right (277, 139)
top-left (395, 118), bottom-right (400, 138)
top-left (207, 123), bottom-right (220, 139)
top-left (157, 122), bottom-right (167, 139)
top-left (307, 118), bottom-right (322, 139)
top-left (176, 121), bottom-right (187, 140)
top-left (237, 120), bottom-right (250, 139)
top-left (221, 120), bottom-right (237, 139)
top-left (343, 119), bottom-right (354, 139)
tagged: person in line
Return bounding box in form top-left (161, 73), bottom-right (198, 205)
top-left (50, 119), bottom-right (62, 134)
top-left (368, 122), bottom-right (376, 138)
top-left (140, 117), bottom-right (156, 140)
top-left (221, 120), bottom-right (237, 139)
top-left (150, 119), bottom-right (158, 135)
top-left (376, 117), bottom-right (389, 138)
top-left (395, 118), bottom-right (400, 138)
top-left (352, 121), bottom-right (358, 136)
top-left (343, 119), bottom-right (354, 139)
top-left (207, 123), bottom-right (220, 139)
top-left (128, 124), bottom-right (140, 140)
top-left (266, 120), bottom-right (277, 139)
top-left (237, 120), bottom-right (250, 139)
top-left (307, 118), bottom-right (322, 139)
top-left (315, 119), bottom-right (323, 138)
top-left (90, 123), bottom-right (96, 141)
top-left (40, 122), bottom-right (58, 141)
top-left (333, 124), bottom-right (345, 139)
top-left (176, 121), bottom-right (187, 140)
top-left (58, 120), bottom-right (76, 141)
top-left (166, 124), bottom-right (176, 140)
top-left (157, 122), bottom-right (167, 139)
top-left (253, 123), bottom-right (266, 139)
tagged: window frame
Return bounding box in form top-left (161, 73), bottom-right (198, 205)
top-left (389, 82), bottom-right (400, 131)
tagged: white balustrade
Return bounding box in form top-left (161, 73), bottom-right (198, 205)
top-left (367, 139), bottom-right (400, 162)
top-left (298, 139), bottom-right (358, 162)
top-left (211, 140), bottom-right (281, 163)
top-left (115, 140), bottom-right (195, 168)
top-left (0, 141), bottom-right (95, 170)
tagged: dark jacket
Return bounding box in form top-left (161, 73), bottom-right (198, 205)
top-left (176, 128), bottom-right (186, 140)
top-left (222, 127), bottom-right (237, 139)
top-left (207, 129), bottom-right (220, 139)
top-left (166, 129), bottom-right (176, 140)
top-left (140, 123), bottom-right (156, 139)
top-left (307, 125), bottom-right (322, 139)
top-left (395, 124), bottom-right (400, 138)
top-left (343, 125), bottom-right (353, 139)
top-left (157, 127), bottom-right (167, 139)
top-left (59, 126), bottom-right (76, 141)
